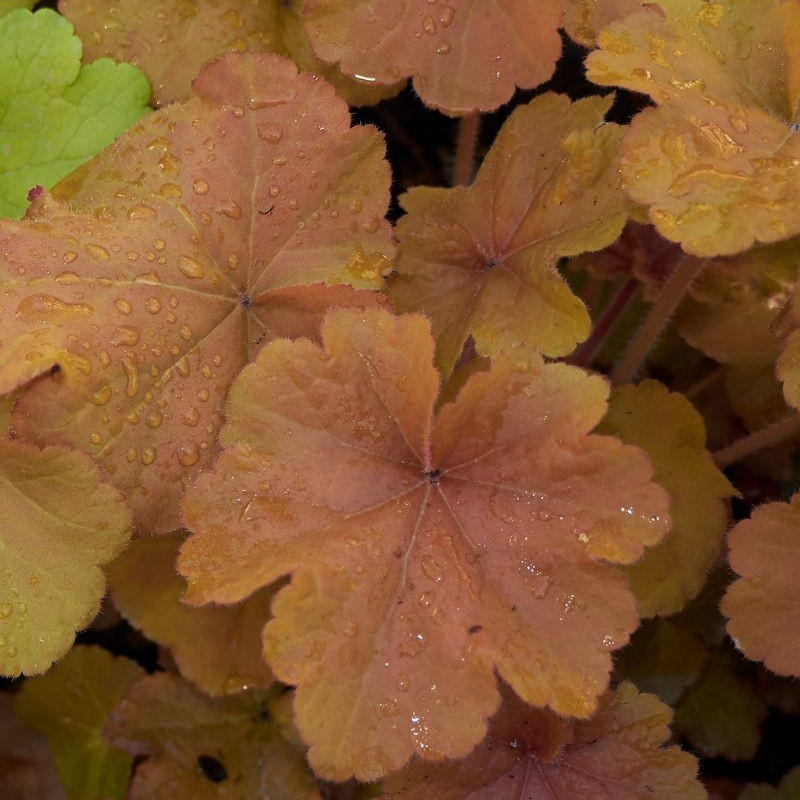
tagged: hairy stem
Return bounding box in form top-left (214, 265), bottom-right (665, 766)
top-left (713, 413), bottom-right (800, 469)
top-left (453, 113), bottom-right (481, 186)
top-left (573, 278), bottom-right (640, 367)
top-left (611, 255), bottom-right (706, 385)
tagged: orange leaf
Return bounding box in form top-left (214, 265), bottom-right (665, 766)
top-left (0, 52), bottom-right (393, 532)
top-left (587, 0), bottom-right (800, 256)
top-left (108, 532), bottom-right (274, 697)
top-left (390, 93), bottom-right (635, 375)
top-left (301, 0), bottom-right (562, 116)
top-left (106, 674), bottom-right (320, 800)
top-left (382, 682), bottom-right (705, 800)
top-left (722, 496), bottom-right (800, 678)
top-left (59, 0), bottom-right (401, 107)
top-left (179, 307), bottom-right (669, 780)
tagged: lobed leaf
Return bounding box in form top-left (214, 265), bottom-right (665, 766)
top-left (14, 645), bottom-right (144, 800)
top-left (179, 307), bottom-right (670, 780)
top-left (108, 531), bottom-right (275, 696)
top-left (59, 0), bottom-right (401, 107)
top-left (0, 440), bottom-right (131, 676)
top-left (0, 8), bottom-right (150, 219)
top-left (105, 673), bottom-right (321, 800)
top-left (600, 381), bottom-right (734, 617)
top-left (390, 92), bottom-right (635, 376)
top-left (382, 682), bottom-right (705, 800)
top-left (0, 51), bottom-right (393, 532)
top-left (722, 496), bottom-right (800, 678)
top-left (587, 0), bottom-right (800, 256)
top-left (302, 0), bottom-right (563, 116)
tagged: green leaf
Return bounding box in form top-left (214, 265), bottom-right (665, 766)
top-left (14, 645), bottom-right (144, 800)
top-left (0, 8), bottom-right (150, 218)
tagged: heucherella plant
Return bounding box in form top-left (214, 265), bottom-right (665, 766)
top-left (0, 1), bottom-right (799, 798)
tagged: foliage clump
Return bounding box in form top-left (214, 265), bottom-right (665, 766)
top-left (1, 2), bottom-right (800, 798)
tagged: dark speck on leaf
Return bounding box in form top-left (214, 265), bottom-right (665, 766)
top-left (197, 754), bottom-right (228, 783)
top-left (469, 625), bottom-right (483, 634)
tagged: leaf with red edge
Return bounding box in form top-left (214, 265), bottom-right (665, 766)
top-left (105, 673), bottom-right (320, 800)
top-left (59, 0), bottom-right (401, 107)
top-left (0, 52), bottom-right (393, 533)
top-left (390, 92), bottom-right (636, 376)
top-left (0, 440), bottom-right (131, 677)
top-left (599, 381), bottom-right (734, 617)
top-left (722, 495), bottom-right (800, 678)
top-left (587, 0), bottom-right (800, 256)
top-left (178, 307), bottom-right (669, 780)
top-left (561, 0), bottom-right (641, 47)
top-left (382, 682), bottom-right (705, 800)
top-left (108, 531), bottom-right (274, 697)
top-left (302, 0), bottom-right (562, 116)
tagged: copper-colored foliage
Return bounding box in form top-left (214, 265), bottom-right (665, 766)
top-left (179, 307), bottom-right (669, 780)
top-left (587, 0), bottom-right (800, 256)
top-left (59, 0), bottom-right (401, 107)
top-left (722, 496), bottom-right (800, 678)
top-left (302, 0), bottom-right (563, 115)
top-left (0, 52), bottom-right (392, 532)
top-left (383, 682), bottom-right (705, 800)
top-left (390, 93), bottom-right (634, 376)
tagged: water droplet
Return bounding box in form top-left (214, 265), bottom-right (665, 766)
top-left (397, 676), bottom-right (409, 692)
top-left (91, 385), bottom-right (112, 406)
top-left (55, 271), bottom-right (80, 285)
top-left (420, 554), bottom-right (444, 582)
top-left (176, 255), bottom-right (204, 280)
top-left (84, 243), bottom-right (110, 261)
top-left (178, 443), bottom-right (200, 466)
top-left (146, 297), bottom-right (161, 314)
top-left (128, 203), bottom-right (158, 221)
top-left (0, 603), bottom-right (12, 619)
top-left (193, 179), bottom-right (209, 195)
top-left (114, 298), bottom-right (133, 315)
top-left (436, 41), bottom-right (452, 55)
top-left (141, 446), bottom-right (157, 465)
top-left (343, 620), bottom-right (359, 637)
top-left (215, 199), bottom-right (243, 220)
top-left (258, 124), bottom-right (283, 144)
top-left (146, 412), bottom-right (163, 428)
top-left (113, 325), bottom-right (140, 347)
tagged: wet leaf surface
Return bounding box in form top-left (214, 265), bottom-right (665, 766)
top-left (390, 93), bottom-right (635, 376)
top-left (302, 0), bottom-right (562, 115)
top-left (0, 51), bottom-right (393, 532)
top-left (587, 0), bottom-right (800, 256)
top-left (382, 682), bottom-right (706, 800)
top-left (0, 8), bottom-right (150, 218)
top-left (179, 307), bottom-right (669, 780)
